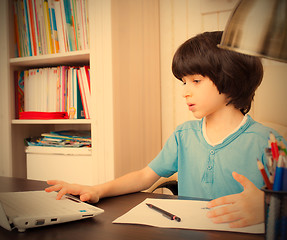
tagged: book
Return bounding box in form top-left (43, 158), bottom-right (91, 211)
top-left (48, 0), bottom-right (60, 53)
top-left (63, 0), bottom-right (75, 51)
top-left (42, 130), bottom-right (91, 141)
top-left (24, 70), bottom-right (30, 111)
top-left (43, 0), bottom-right (54, 54)
top-left (13, 0), bottom-right (21, 57)
top-left (17, 66), bottom-right (87, 119)
top-left (13, 0), bottom-right (90, 56)
top-left (75, 0), bottom-right (84, 50)
top-left (36, 0), bottom-right (47, 55)
top-left (77, 66), bottom-right (90, 118)
top-left (19, 111), bottom-right (68, 119)
top-left (24, 129), bottom-right (92, 147)
top-left (23, 0), bottom-right (33, 56)
top-left (14, 71), bottom-right (25, 119)
top-left (73, 68), bottom-right (84, 119)
top-left (27, 0), bottom-right (38, 55)
top-left (54, 0), bottom-right (67, 53)
top-left (71, 0), bottom-right (79, 50)
top-left (67, 67), bottom-right (84, 119)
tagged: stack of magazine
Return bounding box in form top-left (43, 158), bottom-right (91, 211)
top-left (26, 130), bottom-right (91, 148)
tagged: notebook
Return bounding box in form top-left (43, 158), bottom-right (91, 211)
top-left (0, 190), bottom-right (104, 232)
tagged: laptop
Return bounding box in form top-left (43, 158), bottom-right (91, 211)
top-left (0, 190), bottom-right (104, 232)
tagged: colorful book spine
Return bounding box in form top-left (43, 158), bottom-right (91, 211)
top-left (14, 71), bottom-right (25, 119)
top-left (76, 66), bottom-right (90, 118)
top-left (33, 0), bottom-right (42, 55)
top-left (36, 0), bottom-right (47, 55)
top-left (84, 0), bottom-right (89, 49)
top-left (63, 0), bottom-right (75, 51)
top-left (23, 0), bottom-right (32, 56)
top-left (43, 0), bottom-right (54, 54)
top-left (76, 75), bottom-right (85, 119)
top-left (13, 1), bottom-right (21, 57)
top-left (71, 67), bottom-right (84, 119)
top-left (54, 0), bottom-right (66, 52)
top-left (48, 0), bottom-right (59, 53)
top-left (71, 0), bottom-right (79, 50)
top-left (27, 0), bottom-right (38, 55)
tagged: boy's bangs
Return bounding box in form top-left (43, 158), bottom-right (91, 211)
top-left (172, 38), bottom-right (215, 81)
top-left (172, 52), bottom-right (205, 81)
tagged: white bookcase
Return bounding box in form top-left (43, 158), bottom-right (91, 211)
top-left (0, 0), bottom-right (162, 185)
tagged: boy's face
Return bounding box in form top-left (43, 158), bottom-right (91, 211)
top-left (182, 74), bottom-right (228, 119)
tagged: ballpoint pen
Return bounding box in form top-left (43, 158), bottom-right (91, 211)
top-left (146, 203), bottom-right (181, 222)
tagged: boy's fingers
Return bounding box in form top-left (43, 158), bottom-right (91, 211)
top-left (45, 183), bottom-right (64, 193)
top-left (229, 218), bottom-right (249, 228)
top-left (207, 193), bottom-right (240, 208)
top-left (80, 193), bottom-right (91, 202)
top-left (47, 180), bottom-right (62, 185)
top-left (232, 172), bottom-right (255, 190)
top-left (209, 211), bottom-right (241, 224)
top-left (56, 188), bottom-right (68, 200)
top-left (207, 202), bottom-right (239, 218)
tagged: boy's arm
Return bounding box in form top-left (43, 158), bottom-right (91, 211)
top-left (45, 166), bottom-right (161, 202)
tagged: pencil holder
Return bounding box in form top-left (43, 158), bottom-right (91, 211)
top-left (262, 187), bottom-right (287, 240)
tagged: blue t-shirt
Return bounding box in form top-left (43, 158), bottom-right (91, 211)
top-left (149, 115), bottom-right (286, 199)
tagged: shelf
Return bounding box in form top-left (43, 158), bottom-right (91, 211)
top-left (12, 119), bottom-right (91, 124)
top-left (10, 50), bottom-right (90, 68)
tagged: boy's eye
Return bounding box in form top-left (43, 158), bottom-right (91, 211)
top-left (193, 79), bottom-right (200, 83)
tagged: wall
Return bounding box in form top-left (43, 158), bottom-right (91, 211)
top-left (111, 0), bottom-right (162, 177)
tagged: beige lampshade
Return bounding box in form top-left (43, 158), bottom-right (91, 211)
top-left (218, 0), bottom-right (287, 63)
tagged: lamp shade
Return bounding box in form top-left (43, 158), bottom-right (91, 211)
top-left (218, 0), bottom-right (287, 63)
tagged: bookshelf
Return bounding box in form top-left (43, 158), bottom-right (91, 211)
top-left (1, 0), bottom-right (161, 185)
top-left (10, 50), bottom-right (90, 67)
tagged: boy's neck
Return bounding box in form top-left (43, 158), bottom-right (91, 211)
top-left (204, 107), bottom-right (245, 145)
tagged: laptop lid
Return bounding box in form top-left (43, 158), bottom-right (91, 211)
top-left (0, 202), bottom-right (12, 231)
top-left (0, 191), bottom-right (104, 232)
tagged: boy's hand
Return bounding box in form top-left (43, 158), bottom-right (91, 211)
top-left (45, 180), bottom-right (100, 203)
top-left (206, 172), bottom-right (264, 228)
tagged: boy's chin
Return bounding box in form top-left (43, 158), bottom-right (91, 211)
top-left (191, 112), bottom-right (204, 119)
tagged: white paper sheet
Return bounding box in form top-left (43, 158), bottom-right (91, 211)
top-left (113, 198), bottom-right (265, 234)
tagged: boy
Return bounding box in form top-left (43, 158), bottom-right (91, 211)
top-left (46, 31), bottom-right (287, 228)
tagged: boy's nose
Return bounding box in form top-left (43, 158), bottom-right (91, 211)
top-left (182, 85), bottom-right (192, 98)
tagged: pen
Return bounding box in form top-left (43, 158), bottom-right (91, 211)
top-left (269, 132), bottom-right (279, 161)
top-left (146, 203), bottom-right (181, 222)
top-left (257, 159), bottom-right (272, 190)
top-left (273, 154), bottom-right (285, 191)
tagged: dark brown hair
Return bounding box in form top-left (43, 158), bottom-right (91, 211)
top-left (172, 31), bottom-right (263, 114)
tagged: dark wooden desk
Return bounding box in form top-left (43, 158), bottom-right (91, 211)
top-left (0, 176), bottom-right (264, 240)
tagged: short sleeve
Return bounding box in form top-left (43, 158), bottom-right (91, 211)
top-left (148, 131), bottom-right (178, 177)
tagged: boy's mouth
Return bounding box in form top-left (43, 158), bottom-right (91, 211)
top-left (187, 103), bottom-right (195, 111)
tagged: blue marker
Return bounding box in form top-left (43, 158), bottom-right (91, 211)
top-left (273, 155), bottom-right (284, 191)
